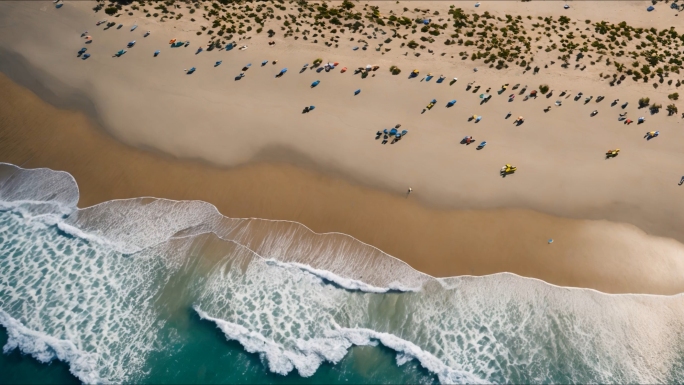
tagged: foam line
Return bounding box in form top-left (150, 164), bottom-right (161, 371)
top-left (264, 259), bottom-right (418, 293)
top-left (196, 307), bottom-right (484, 384)
top-left (0, 310), bottom-right (101, 384)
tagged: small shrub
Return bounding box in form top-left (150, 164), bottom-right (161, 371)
top-left (104, 7), bottom-right (118, 15)
top-left (667, 104), bottom-right (678, 115)
top-left (539, 84), bottom-right (549, 93)
top-left (638, 97), bottom-right (650, 107)
top-left (668, 92), bottom-right (679, 101)
top-left (389, 65), bottom-right (401, 75)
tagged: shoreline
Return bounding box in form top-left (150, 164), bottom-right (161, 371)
top-left (3, 72), bottom-right (684, 295)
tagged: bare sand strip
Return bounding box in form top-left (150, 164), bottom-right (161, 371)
top-left (2, 73), bottom-right (684, 295)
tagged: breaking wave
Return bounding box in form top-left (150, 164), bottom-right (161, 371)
top-left (1, 162), bottom-right (684, 384)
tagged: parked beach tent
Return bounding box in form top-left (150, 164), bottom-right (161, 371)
top-left (311, 80), bottom-right (320, 87)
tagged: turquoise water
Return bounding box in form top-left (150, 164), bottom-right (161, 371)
top-left (1, 162), bottom-right (684, 384)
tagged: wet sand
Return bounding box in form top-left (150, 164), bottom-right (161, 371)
top-left (2, 73), bottom-right (684, 295)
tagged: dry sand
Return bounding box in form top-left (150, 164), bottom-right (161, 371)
top-left (3, 72), bottom-right (684, 295)
top-left (1, 1), bottom-right (684, 294)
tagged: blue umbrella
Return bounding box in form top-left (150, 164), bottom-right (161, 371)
top-left (246, 63), bottom-right (252, 67)
top-left (280, 68), bottom-right (288, 73)
top-left (354, 89), bottom-right (361, 95)
top-left (215, 60), bottom-right (222, 66)
top-left (311, 80), bottom-right (320, 87)
top-left (262, 60), bottom-right (268, 66)
top-left (154, 50), bottom-right (160, 57)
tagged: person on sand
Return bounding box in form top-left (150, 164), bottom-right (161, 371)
top-left (407, 187), bottom-right (412, 196)
top-left (679, 176), bottom-right (684, 186)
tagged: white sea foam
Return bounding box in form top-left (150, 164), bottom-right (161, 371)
top-left (264, 259), bottom-right (417, 293)
top-left (196, 307), bottom-right (483, 383)
top-left (0, 310), bottom-right (102, 384)
top-left (2, 162), bottom-right (684, 385)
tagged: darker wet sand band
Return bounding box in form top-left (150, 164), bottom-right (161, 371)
top-left (1, 73), bottom-right (684, 295)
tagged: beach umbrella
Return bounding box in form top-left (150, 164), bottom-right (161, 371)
top-left (479, 94), bottom-right (485, 99)
top-left (366, 64), bottom-right (372, 70)
top-left (85, 36), bottom-right (92, 40)
top-left (311, 80), bottom-right (320, 87)
top-left (280, 68), bottom-right (288, 73)
top-left (354, 89), bottom-right (361, 95)
top-left (472, 114), bottom-right (477, 120)
top-left (246, 63), bottom-right (252, 67)
top-left (262, 60), bottom-right (268, 66)
top-left (131, 24), bottom-right (138, 31)
top-left (154, 50), bottom-right (160, 57)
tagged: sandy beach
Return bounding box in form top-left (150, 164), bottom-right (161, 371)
top-left (1, 0), bottom-right (684, 294)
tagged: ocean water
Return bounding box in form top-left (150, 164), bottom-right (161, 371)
top-left (1, 162), bottom-right (684, 384)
